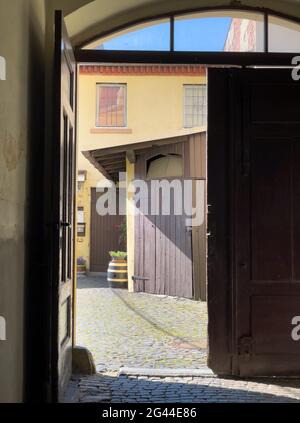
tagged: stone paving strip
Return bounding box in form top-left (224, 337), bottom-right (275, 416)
top-left (119, 367), bottom-right (214, 377)
top-left (65, 374), bottom-right (300, 403)
top-left (76, 276), bottom-right (208, 371)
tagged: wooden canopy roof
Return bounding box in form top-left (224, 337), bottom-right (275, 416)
top-left (82, 132), bottom-right (203, 182)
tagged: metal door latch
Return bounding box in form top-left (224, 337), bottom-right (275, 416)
top-left (238, 336), bottom-right (253, 360)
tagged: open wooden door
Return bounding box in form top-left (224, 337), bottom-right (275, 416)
top-left (234, 69), bottom-right (300, 376)
top-left (52, 11), bottom-right (76, 401)
top-left (208, 68), bottom-right (300, 377)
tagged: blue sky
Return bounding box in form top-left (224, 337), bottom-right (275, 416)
top-left (100, 17), bottom-right (232, 51)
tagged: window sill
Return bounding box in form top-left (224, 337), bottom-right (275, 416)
top-left (91, 128), bottom-right (133, 134)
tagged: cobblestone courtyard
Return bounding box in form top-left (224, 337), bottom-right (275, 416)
top-left (70, 276), bottom-right (300, 403)
top-left (76, 275), bottom-right (208, 371)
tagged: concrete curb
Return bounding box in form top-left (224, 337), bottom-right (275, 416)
top-left (119, 367), bottom-right (216, 378)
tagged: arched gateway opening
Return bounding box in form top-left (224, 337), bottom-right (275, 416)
top-left (43, 4), bottom-right (300, 402)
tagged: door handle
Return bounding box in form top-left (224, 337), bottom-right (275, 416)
top-left (60, 221), bottom-right (71, 228)
top-left (48, 221), bottom-right (72, 229)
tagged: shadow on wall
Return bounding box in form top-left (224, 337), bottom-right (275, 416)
top-left (24, 0), bottom-right (47, 404)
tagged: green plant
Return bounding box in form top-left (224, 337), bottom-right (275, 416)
top-left (109, 251), bottom-right (127, 260)
top-left (77, 256), bottom-right (86, 266)
top-left (118, 220), bottom-right (127, 249)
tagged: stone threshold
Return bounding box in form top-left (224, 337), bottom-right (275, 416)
top-left (119, 367), bottom-right (215, 378)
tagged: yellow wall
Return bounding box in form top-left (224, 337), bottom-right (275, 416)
top-left (78, 72), bottom-right (207, 156)
top-left (76, 168), bottom-right (102, 268)
top-left (77, 71), bottom-right (207, 271)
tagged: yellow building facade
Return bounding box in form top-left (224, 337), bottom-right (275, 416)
top-left (77, 64), bottom-right (207, 274)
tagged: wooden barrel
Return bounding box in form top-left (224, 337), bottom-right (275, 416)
top-left (107, 259), bottom-right (128, 288)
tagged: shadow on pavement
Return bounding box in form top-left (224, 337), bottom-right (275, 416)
top-left (67, 373), bottom-right (300, 403)
top-left (77, 275), bottom-right (108, 289)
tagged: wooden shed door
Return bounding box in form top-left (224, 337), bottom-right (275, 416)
top-left (90, 189), bottom-right (124, 272)
top-left (53, 11), bottom-right (76, 400)
top-left (234, 69), bottom-right (300, 376)
top-left (135, 180), bottom-right (193, 299)
top-left (155, 209), bottom-right (193, 299)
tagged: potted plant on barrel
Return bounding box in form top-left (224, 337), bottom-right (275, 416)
top-left (107, 251), bottom-right (128, 289)
top-left (77, 256), bottom-right (87, 275)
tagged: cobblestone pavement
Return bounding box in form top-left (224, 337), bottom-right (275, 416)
top-left (65, 374), bottom-right (300, 403)
top-left (76, 275), bottom-right (208, 371)
top-left (72, 276), bottom-right (300, 403)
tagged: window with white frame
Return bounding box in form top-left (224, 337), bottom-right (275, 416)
top-left (184, 85), bottom-right (207, 128)
top-left (77, 170), bottom-right (87, 191)
top-left (96, 84), bottom-right (127, 127)
top-left (77, 207), bottom-right (86, 237)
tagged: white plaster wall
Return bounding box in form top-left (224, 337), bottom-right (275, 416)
top-left (0, 0), bottom-right (46, 403)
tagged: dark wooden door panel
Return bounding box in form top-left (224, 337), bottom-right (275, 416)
top-left (207, 68), bottom-right (300, 377)
top-left (251, 84), bottom-right (300, 123)
top-left (90, 189), bottom-right (124, 272)
top-left (251, 139), bottom-right (292, 281)
top-left (207, 68), bottom-right (233, 375)
top-left (251, 296), bottom-right (300, 355)
top-left (235, 69), bottom-right (300, 376)
top-left (53, 11), bottom-right (76, 401)
top-left (294, 140), bottom-right (300, 279)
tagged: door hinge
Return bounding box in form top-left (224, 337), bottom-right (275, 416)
top-left (241, 161), bottom-right (250, 177)
top-left (238, 336), bottom-right (253, 360)
top-left (132, 276), bottom-right (150, 282)
top-left (45, 381), bottom-right (52, 403)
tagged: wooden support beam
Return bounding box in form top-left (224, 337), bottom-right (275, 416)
top-left (82, 151), bottom-right (114, 182)
top-left (126, 150), bottom-right (136, 164)
top-left (76, 49), bottom-right (297, 67)
top-left (82, 134), bottom-right (189, 159)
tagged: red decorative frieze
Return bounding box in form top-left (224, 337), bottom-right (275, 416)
top-left (80, 64), bottom-right (206, 76)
